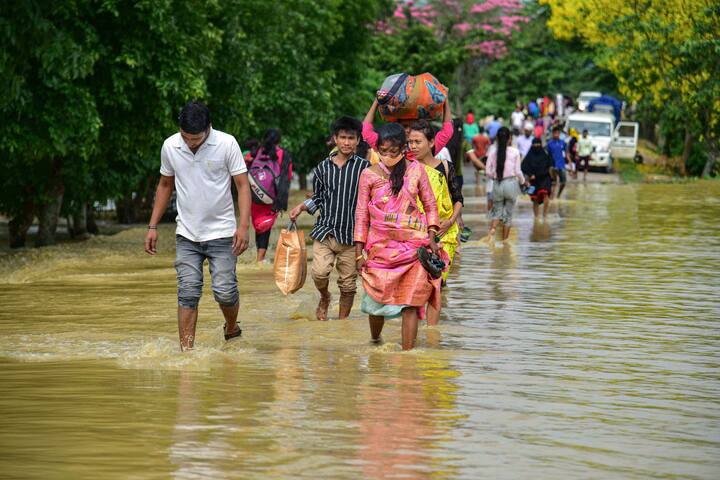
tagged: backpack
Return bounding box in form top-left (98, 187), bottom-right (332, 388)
top-left (248, 147), bottom-right (284, 206)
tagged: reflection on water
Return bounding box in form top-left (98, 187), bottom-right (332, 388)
top-left (1, 179), bottom-right (719, 479)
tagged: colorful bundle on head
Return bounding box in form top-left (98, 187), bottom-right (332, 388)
top-left (376, 73), bottom-right (447, 122)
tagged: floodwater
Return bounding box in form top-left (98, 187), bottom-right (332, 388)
top-left (1, 178), bottom-right (719, 479)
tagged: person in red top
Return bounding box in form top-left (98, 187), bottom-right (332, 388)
top-left (246, 129), bottom-right (293, 263)
top-left (465, 131), bottom-right (490, 186)
top-left (362, 97), bottom-right (454, 161)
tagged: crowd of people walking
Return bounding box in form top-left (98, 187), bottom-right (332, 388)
top-left (145, 94), bottom-right (589, 352)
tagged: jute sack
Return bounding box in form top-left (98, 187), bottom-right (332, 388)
top-left (274, 221), bottom-right (307, 295)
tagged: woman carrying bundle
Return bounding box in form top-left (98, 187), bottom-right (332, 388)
top-left (354, 124), bottom-right (443, 350)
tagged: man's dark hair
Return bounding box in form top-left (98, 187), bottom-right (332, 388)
top-left (552, 126), bottom-right (561, 133)
top-left (178, 100), bottom-right (211, 134)
top-left (332, 116), bottom-right (362, 138)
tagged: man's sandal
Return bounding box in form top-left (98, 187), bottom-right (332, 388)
top-left (223, 323), bottom-right (242, 341)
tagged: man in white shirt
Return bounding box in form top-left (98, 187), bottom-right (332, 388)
top-left (144, 101), bottom-right (251, 351)
top-left (515, 121), bottom-right (535, 159)
top-left (511, 104), bottom-right (525, 133)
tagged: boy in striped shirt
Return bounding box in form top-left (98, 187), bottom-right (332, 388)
top-left (289, 116), bottom-right (369, 321)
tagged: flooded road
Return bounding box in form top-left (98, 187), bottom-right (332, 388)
top-left (1, 179), bottom-right (719, 479)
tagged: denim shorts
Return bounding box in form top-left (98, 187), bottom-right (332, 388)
top-left (175, 235), bottom-right (239, 308)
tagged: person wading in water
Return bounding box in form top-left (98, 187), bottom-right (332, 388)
top-left (145, 101), bottom-right (251, 351)
top-left (354, 124), bottom-right (443, 350)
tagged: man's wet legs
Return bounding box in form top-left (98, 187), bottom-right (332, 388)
top-left (178, 306), bottom-right (198, 351)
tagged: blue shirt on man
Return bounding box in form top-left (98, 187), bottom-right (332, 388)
top-left (547, 138), bottom-right (567, 170)
top-left (486, 120), bottom-right (502, 141)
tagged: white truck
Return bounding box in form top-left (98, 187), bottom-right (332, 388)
top-left (566, 112), bottom-right (639, 172)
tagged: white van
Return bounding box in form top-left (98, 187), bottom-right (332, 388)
top-left (566, 112), bottom-right (639, 172)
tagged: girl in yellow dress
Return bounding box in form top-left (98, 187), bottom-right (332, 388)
top-left (407, 120), bottom-right (463, 326)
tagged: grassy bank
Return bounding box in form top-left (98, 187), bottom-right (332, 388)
top-left (615, 159), bottom-right (695, 183)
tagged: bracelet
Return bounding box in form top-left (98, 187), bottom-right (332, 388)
top-left (356, 255), bottom-right (364, 261)
top-left (428, 228), bottom-right (439, 234)
top-left (148, 225), bottom-right (158, 230)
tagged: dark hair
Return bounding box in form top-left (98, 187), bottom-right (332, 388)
top-left (446, 118), bottom-right (464, 163)
top-left (178, 100), bottom-right (210, 134)
top-left (552, 126), bottom-right (561, 133)
top-left (496, 126), bottom-right (511, 179)
top-left (531, 137), bottom-right (542, 146)
top-left (582, 129), bottom-right (589, 134)
top-left (243, 138), bottom-right (260, 158)
top-left (261, 129), bottom-right (281, 162)
top-left (377, 123), bottom-right (406, 196)
top-left (409, 120), bottom-right (437, 154)
top-left (356, 140), bottom-right (370, 160)
top-left (332, 116), bottom-right (362, 139)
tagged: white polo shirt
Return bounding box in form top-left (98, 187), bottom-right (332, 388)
top-left (160, 128), bottom-right (247, 242)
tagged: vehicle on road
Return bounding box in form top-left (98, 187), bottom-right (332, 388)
top-left (566, 112), bottom-right (640, 172)
top-left (611, 121), bottom-right (641, 163)
top-left (577, 91), bottom-right (602, 112)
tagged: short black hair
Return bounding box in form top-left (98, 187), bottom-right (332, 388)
top-left (552, 126), bottom-right (561, 133)
top-left (332, 116), bottom-right (362, 138)
top-left (179, 100), bottom-right (210, 134)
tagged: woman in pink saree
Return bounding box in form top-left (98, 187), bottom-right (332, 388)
top-left (354, 124), bottom-right (443, 350)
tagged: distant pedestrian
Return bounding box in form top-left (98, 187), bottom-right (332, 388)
top-left (248, 129), bottom-right (293, 263)
top-left (522, 137), bottom-right (554, 219)
top-left (511, 104), bottom-right (525, 132)
top-left (463, 110), bottom-right (480, 144)
top-left (515, 121), bottom-right (534, 158)
top-left (486, 114), bottom-right (503, 141)
top-left (547, 126), bottom-right (569, 198)
top-left (577, 129), bottom-right (594, 181)
top-left (485, 127), bottom-right (527, 242)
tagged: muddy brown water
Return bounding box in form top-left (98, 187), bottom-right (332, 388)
top-left (1, 179), bottom-right (719, 479)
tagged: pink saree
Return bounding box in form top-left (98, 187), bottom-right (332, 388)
top-left (354, 160), bottom-right (442, 311)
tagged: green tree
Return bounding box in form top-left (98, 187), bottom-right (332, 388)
top-left (542, 0), bottom-right (720, 176)
top-left (0, 1), bottom-right (101, 247)
top-left (465, 2), bottom-right (616, 117)
top-left (208, 0), bottom-right (385, 187)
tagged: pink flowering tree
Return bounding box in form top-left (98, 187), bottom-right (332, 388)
top-left (372, 0), bottom-right (528, 108)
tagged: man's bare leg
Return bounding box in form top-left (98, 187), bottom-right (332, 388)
top-left (543, 198), bottom-right (550, 218)
top-left (178, 306), bottom-right (199, 351)
top-left (369, 315), bottom-right (385, 343)
top-left (401, 308), bottom-right (419, 351)
top-left (256, 248), bottom-right (267, 263)
top-left (220, 303), bottom-right (240, 336)
top-left (532, 202), bottom-right (539, 218)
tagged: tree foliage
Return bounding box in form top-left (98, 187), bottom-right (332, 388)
top-left (464, 2), bottom-right (616, 117)
top-left (541, 0), bottom-right (720, 176)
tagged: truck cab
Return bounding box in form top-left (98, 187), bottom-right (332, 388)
top-left (567, 112), bottom-right (616, 172)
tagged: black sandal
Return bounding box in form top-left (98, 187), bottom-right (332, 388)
top-left (224, 323), bottom-right (242, 341)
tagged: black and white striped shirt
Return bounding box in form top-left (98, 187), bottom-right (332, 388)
top-left (305, 153), bottom-right (369, 245)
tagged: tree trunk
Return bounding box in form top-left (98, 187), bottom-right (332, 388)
top-left (680, 129), bottom-right (695, 176)
top-left (702, 138), bottom-right (718, 178)
top-left (86, 204), bottom-right (99, 235)
top-left (8, 202), bottom-right (35, 249)
top-left (35, 180), bottom-right (64, 247)
top-left (116, 193), bottom-right (136, 224)
top-left (72, 204), bottom-right (90, 239)
top-left (298, 172), bottom-right (308, 190)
